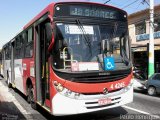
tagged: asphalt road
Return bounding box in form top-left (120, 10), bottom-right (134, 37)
top-left (1, 78), bottom-right (160, 120)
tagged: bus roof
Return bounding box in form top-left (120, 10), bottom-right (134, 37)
top-left (23, 3), bottom-right (55, 29)
top-left (23, 1), bottom-right (127, 29)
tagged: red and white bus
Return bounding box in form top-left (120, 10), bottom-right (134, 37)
top-left (1, 1), bottom-right (133, 116)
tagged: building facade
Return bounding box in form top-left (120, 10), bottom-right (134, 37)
top-left (128, 4), bottom-right (160, 79)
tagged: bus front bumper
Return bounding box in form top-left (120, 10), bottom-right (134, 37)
top-left (52, 86), bottom-right (133, 116)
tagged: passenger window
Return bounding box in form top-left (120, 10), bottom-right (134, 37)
top-left (24, 27), bottom-right (33, 58)
top-left (5, 43), bottom-right (11, 60)
top-left (19, 34), bottom-right (24, 58)
top-left (15, 37), bottom-right (20, 59)
top-left (5, 47), bottom-right (8, 60)
top-left (28, 28), bottom-right (33, 43)
top-left (15, 35), bottom-right (24, 59)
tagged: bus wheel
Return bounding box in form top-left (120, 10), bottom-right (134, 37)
top-left (28, 85), bottom-right (37, 110)
top-left (7, 71), bottom-right (11, 88)
top-left (27, 87), bottom-right (31, 103)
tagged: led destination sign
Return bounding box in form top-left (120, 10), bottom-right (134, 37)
top-left (55, 4), bottom-right (127, 21)
top-left (70, 6), bottom-right (117, 19)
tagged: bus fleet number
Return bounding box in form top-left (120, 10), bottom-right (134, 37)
top-left (110, 82), bottom-right (125, 90)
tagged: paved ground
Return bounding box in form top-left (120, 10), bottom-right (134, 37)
top-left (0, 77), bottom-right (33, 120)
top-left (0, 76), bottom-right (49, 120)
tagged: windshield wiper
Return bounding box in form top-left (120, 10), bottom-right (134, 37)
top-left (76, 19), bottom-right (92, 57)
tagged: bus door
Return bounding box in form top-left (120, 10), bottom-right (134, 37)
top-left (35, 18), bottom-right (51, 108)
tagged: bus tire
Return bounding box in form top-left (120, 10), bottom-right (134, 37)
top-left (28, 85), bottom-right (37, 110)
top-left (27, 87), bottom-right (31, 103)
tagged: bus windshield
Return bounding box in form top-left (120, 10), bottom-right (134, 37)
top-left (52, 22), bottom-right (130, 72)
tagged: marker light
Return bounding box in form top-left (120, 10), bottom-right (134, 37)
top-left (64, 89), bottom-right (72, 96)
top-left (53, 81), bottom-right (64, 92)
top-left (124, 79), bottom-right (133, 92)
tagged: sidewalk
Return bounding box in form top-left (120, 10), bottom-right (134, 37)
top-left (0, 79), bottom-right (32, 120)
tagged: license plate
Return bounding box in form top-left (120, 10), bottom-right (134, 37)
top-left (98, 98), bottom-right (112, 105)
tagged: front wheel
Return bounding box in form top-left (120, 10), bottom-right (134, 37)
top-left (148, 86), bottom-right (156, 96)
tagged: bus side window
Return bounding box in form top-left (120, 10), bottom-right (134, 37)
top-left (19, 34), bottom-right (24, 58)
top-left (15, 37), bottom-right (20, 59)
top-left (8, 43), bottom-right (11, 60)
top-left (24, 27), bottom-right (33, 58)
top-left (5, 43), bottom-right (11, 60)
top-left (4, 47), bottom-right (7, 60)
top-left (4, 47), bottom-right (6, 60)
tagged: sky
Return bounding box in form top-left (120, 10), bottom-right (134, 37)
top-left (0, 0), bottom-right (160, 49)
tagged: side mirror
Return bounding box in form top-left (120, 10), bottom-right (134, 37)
top-left (47, 15), bottom-right (54, 51)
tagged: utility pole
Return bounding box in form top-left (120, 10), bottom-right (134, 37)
top-left (148, 0), bottom-right (154, 78)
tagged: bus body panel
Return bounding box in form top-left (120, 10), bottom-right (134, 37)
top-left (50, 71), bottom-right (132, 93)
top-left (14, 59), bottom-right (24, 93)
top-left (4, 60), bottom-right (11, 80)
top-left (22, 59), bottom-right (36, 95)
top-left (63, 75), bottom-right (132, 93)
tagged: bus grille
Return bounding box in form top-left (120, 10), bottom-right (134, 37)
top-left (82, 88), bottom-right (123, 95)
top-left (85, 97), bottom-right (121, 109)
top-left (71, 73), bottom-right (129, 83)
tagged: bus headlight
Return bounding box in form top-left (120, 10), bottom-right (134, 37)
top-left (63, 88), bottom-right (81, 99)
top-left (53, 81), bottom-right (81, 99)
